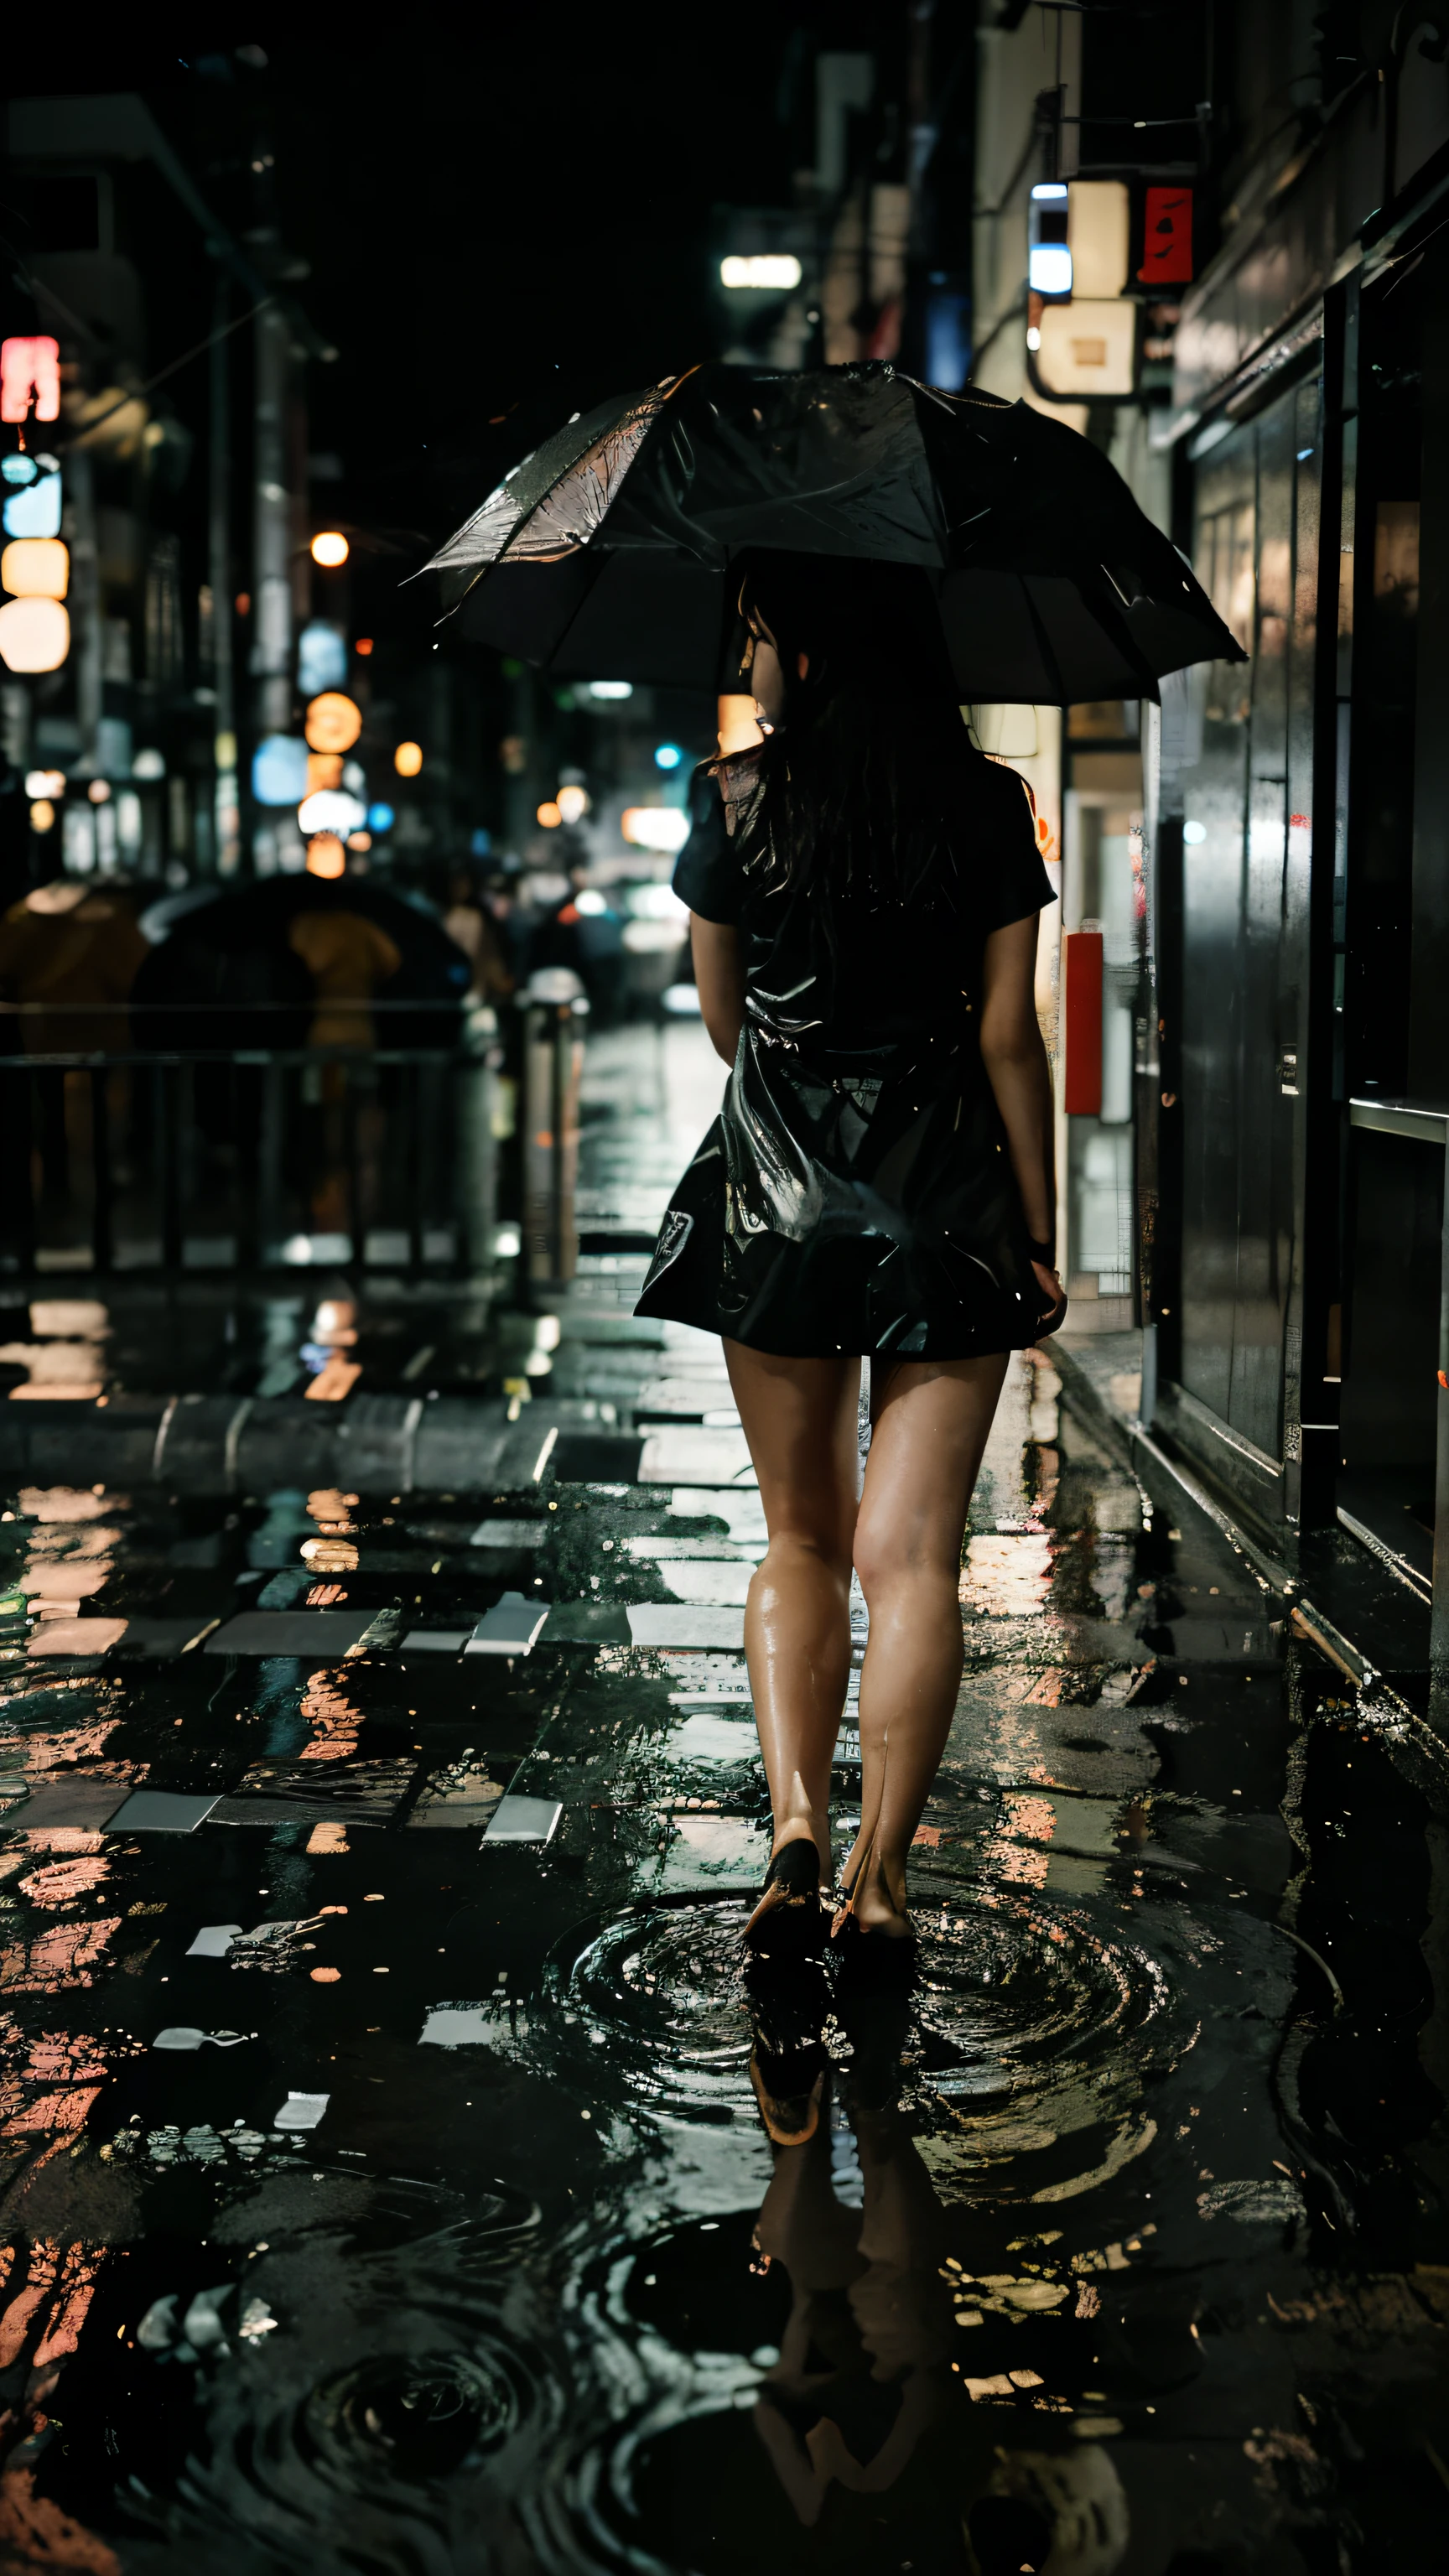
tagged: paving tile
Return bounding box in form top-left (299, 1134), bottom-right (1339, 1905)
top-left (113, 1616), bottom-right (223, 1658)
top-left (481, 1794), bottom-right (562, 1845)
top-left (662, 1653), bottom-right (753, 1699)
top-left (153, 2027), bottom-right (251, 2051)
top-left (469, 1518), bottom-right (546, 1550)
top-left (626, 1603), bottom-right (747, 1649)
top-left (667, 1486), bottom-right (768, 1540)
top-left (540, 1601), bottom-right (631, 1644)
top-left (274, 2092), bottom-right (329, 2129)
top-left (106, 1789), bottom-right (221, 1832)
top-left (465, 1593), bottom-right (550, 1656)
top-left (210, 1758), bottom-right (416, 1827)
top-left (651, 1561), bottom-right (755, 1607)
top-left (203, 1609), bottom-right (377, 1656)
top-left (638, 1426), bottom-right (755, 1484)
top-left (3, 1777), bottom-right (129, 1831)
top-left (408, 1763), bottom-right (506, 1827)
top-left (420, 2005), bottom-right (494, 2045)
top-left (657, 1811), bottom-right (761, 1891)
top-left (552, 1433), bottom-right (646, 1483)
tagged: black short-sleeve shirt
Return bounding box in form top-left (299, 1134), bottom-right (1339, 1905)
top-left (674, 745), bottom-right (1053, 930)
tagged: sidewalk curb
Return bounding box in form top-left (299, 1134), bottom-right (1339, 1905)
top-left (1051, 1343), bottom-right (1449, 1814)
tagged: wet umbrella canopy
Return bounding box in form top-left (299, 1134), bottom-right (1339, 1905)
top-left (424, 361), bottom-right (1244, 702)
top-left (132, 880), bottom-right (471, 1053)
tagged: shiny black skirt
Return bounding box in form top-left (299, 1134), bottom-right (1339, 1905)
top-left (634, 1020), bottom-right (1058, 1359)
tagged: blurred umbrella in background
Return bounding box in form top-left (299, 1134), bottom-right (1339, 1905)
top-left (421, 359), bottom-right (1244, 701)
top-left (132, 879), bottom-right (471, 1054)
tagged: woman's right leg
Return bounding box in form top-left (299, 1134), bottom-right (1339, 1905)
top-left (845, 1352), bottom-right (1010, 1931)
top-left (723, 1338), bottom-right (861, 1888)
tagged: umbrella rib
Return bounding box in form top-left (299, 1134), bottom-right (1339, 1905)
top-left (493, 366), bottom-right (699, 569)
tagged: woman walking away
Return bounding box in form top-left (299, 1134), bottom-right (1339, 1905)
top-left (636, 554), bottom-right (1065, 1946)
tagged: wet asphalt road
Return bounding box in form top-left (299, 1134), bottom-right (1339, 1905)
top-left (0, 1021), bottom-right (1445, 2574)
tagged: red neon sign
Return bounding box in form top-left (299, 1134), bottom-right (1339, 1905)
top-left (1, 337), bottom-right (61, 426)
top-left (1139, 188), bottom-right (1193, 287)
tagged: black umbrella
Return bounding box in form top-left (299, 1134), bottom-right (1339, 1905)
top-left (423, 361), bottom-right (1243, 703)
top-left (132, 880), bottom-right (470, 1053)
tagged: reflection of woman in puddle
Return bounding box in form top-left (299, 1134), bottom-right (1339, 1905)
top-left (749, 1981), bottom-right (958, 2526)
top-left (745, 1978), bottom-right (1129, 2573)
top-left (636, 556), bottom-right (1064, 1944)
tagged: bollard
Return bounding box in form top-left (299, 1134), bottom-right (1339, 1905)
top-left (454, 1002), bottom-right (502, 1272)
top-left (521, 969), bottom-right (589, 1291)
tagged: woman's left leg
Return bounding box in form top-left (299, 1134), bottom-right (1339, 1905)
top-left (723, 1339), bottom-right (861, 1887)
top-left (844, 1352), bottom-right (1010, 1931)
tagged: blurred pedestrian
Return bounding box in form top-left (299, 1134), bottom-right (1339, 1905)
top-left (442, 865), bottom-right (515, 1004)
top-left (527, 860), bottom-right (625, 1023)
top-left (0, 869), bottom-right (149, 1056)
top-left (287, 903), bottom-right (402, 1051)
top-left (636, 557), bottom-right (1066, 1947)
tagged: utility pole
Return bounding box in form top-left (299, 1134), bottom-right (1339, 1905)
top-left (252, 298), bottom-right (293, 746)
top-left (209, 267), bottom-right (239, 875)
top-left (66, 445), bottom-right (101, 784)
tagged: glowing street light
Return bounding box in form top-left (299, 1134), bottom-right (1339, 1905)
top-left (2, 537), bottom-right (68, 598)
top-left (24, 769), bottom-right (65, 799)
top-left (621, 807), bottom-right (690, 854)
top-left (305, 834), bottom-right (346, 878)
top-left (394, 741), bottom-right (423, 778)
top-left (304, 690), bottom-right (362, 753)
top-left (310, 531), bottom-right (349, 568)
top-left (536, 800), bottom-right (562, 829)
top-left (0, 597), bottom-right (69, 673)
top-left (556, 783), bottom-right (589, 823)
top-left (299, 787), bottom-right (367, 837)
top-left (29, 799), bottom-right (55, 833)
top-left (653, 741), bottom-right (683, 771)
top-left (720, 255), bottom-right (802, 290)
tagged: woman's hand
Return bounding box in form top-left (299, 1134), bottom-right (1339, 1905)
top-left (1031, 1258), bottom-right (1067, 1326)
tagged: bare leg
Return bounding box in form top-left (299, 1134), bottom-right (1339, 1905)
top-left (723, 1341), bottom-right (860, 1898)
top-left (844, 1352), bottom-right (1010, 1932)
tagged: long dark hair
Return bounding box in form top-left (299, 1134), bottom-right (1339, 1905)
top-left (724, 553), bottom-right (980, 911)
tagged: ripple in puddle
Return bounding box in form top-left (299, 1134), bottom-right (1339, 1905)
top-left (908, 1887), bottom-right (1190, 2199)
top-left (539, 1898), bottom-right (751, 2122)
top-left (104, 2236), bottom-right (566, 2576)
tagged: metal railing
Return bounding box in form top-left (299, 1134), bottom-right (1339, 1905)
top-left (0, 1003), bottom-right (503, 1277)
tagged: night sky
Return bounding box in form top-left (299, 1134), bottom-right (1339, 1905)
top-left (6, 12), bottom-right (886, 545)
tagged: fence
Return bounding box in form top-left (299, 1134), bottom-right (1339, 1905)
top-left (0, 1002), bottom-right (502, 1278)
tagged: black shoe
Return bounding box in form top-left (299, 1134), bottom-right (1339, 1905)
top-left (743, 1837), bottom-right (824, 1958)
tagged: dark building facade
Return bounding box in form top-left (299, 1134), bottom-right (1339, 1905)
top-left (963, 3), bottom-right (1449, 1685)
top-left (1146, 8), bottom-right (1449, 1642)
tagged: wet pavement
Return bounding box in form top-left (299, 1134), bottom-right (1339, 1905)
top-left (0, 1022), bottom-right (1445, 2573)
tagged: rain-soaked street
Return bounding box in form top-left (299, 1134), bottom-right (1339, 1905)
top-left (0, 1018), bottom-right (1444, 2573)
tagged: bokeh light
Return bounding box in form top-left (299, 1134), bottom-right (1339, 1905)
top-left (304, 692), bottom-right (362, 754)
top-left (305, 834), bottom-right (347, 878)
top-left (0, 595), bottom-right (69, 673)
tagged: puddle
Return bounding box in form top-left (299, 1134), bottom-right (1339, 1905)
top-left (0, 1023), bottom-right (1443, 2567)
